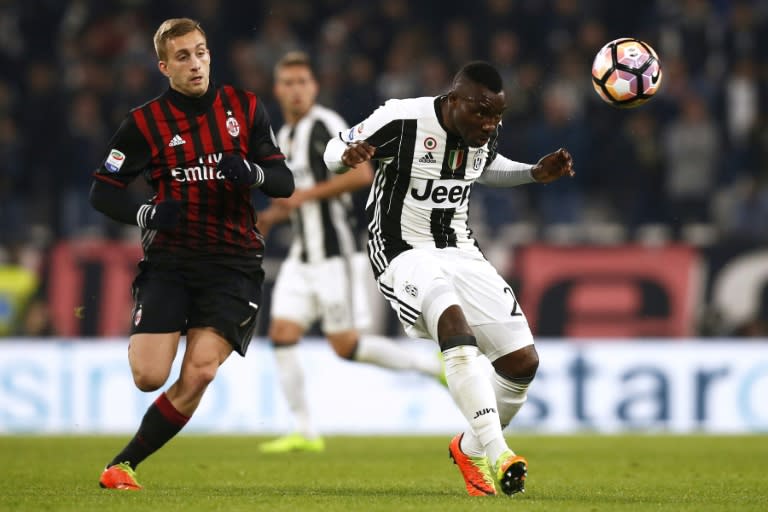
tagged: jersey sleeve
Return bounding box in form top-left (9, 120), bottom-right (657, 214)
top-left (338, 100), bottom-right (408, 160)
top-left (92, 115), bottom-right (151, 188)
top-left (247, 100), bottom-right (286, 165)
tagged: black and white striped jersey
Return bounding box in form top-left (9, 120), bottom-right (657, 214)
top-left (338, 96), bottom-right (500, 278)
top-left (277, 104), bottom-right (360, 263)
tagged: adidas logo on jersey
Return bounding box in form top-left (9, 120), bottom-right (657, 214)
top-left (418, 152), bottom-right (437, 163)
top-left (168, 134), bottom-right (187, 147)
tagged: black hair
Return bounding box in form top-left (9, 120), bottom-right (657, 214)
top-left (454, 61), bottom-right (503, 93)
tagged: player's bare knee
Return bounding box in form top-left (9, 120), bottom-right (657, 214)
top-left (193, 364), bottom-right (219, 388)
top-left (493, 345), bottom-right (539, 380)
top-left (132, 370), bottom-right (167, 392)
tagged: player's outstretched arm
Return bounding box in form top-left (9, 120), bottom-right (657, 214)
top-left (324, 138), bottom-right (376, 174)
top-left (531, 148), bottom-right (575, 183)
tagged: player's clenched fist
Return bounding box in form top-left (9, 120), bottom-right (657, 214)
top-left (531, 148), bottom-right (575, 183)
top-left (341, 141), bottom-right (376, 168)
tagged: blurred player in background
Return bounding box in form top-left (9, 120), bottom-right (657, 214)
top-left (89, 18), bottom-right (294, 489)
top-left (325, 61), bottom-right (574, 495)
top-left (256, 51), bottom-right (445, 453)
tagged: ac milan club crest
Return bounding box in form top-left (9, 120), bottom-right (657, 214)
top-left (226, 111), bottom-right (240, 137)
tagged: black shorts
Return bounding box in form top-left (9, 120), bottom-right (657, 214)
top-left (129, 258), bottom-right (264, 356)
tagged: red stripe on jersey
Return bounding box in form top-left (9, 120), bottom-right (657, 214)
top-left (150, 101), bottom-right (175, 166)
top-left (166, 101), bottom-right (197, 164)
top-left (211, 94), bottom-right (237, 155)
top-left (259, 153), bottom-right (286, 162)
top-left (225, 213), bottom-right (236, 246)
top-left (132, 108), bottom-right (159, 156)
top-left (93, 173), bottom-right (127, 188)
top-left (222, 86), bottom-right (249, 156)
top-left (187, 173), bottom-right (201, 229)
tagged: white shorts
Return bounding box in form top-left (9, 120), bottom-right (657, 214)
top-left (271, 253), bottom-right (371, 334)
top-left (376, 248), bottom-right (534, 361)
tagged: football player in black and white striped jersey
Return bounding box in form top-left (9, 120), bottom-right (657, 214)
top-left (256, 52), bottom-right (445, 454)
top-left (325, 61), bottom-right (574, 495)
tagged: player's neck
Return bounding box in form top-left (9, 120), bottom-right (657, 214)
top-left (167, 83), bottom-right (216, 115)
top-left (437, 95), bottom-right (459, 136)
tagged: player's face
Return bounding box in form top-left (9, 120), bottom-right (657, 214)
top-left (273, 65), bottom-right (318, 120)
top-left (158, 30), bottom-right (210, 97)
top-left (449, 82), bottom-right (505, 147)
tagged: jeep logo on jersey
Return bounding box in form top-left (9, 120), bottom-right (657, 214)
top-left (410, 179), bottom-right (471, 208)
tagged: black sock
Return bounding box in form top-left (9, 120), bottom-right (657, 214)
top-left (108, 392), bottom-right (189, 469)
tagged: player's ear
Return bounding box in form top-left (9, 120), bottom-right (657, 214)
top-left (158, 60), bottom-right (169, 77)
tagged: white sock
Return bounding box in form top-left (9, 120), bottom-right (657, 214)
top-left (443, 345), bottom-right (507, 464)
top-left (353, 335), bottom-right (442, 377)
top-left (461, 371), bottom-right (530, 457)
top-left (273, 344), bottom-right (318, 439)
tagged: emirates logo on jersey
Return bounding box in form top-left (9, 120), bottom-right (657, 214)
top-left (226, 113), bottom-right (240, 137)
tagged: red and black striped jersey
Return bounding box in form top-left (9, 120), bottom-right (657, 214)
top-left (93, 84), bottom-right (286, 259)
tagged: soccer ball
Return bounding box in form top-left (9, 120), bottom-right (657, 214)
top-left (591, 38), bottom-right (662, 108)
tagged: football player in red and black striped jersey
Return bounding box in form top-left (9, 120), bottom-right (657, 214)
top-left (91, 18), bottom-right (294, 490)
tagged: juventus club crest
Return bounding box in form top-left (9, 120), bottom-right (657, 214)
top-left (225, 110), bottom-right (240, 137)
top-left (473, 149), bottom-right (485, 170)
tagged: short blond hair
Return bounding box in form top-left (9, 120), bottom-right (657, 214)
top-left (153, 18), bottom-right (206, 61)
top-left (274, 51), bottom-right (314, 76)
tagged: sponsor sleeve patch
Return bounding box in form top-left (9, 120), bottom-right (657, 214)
top-left (104, 149), bottom-right (126, 173)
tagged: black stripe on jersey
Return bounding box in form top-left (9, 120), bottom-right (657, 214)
top-left (366, 120), bottom-right (408, 159)
top-left (140, 106), bottom-right (167, 170)
top-left (440, 132), bottom-right (467, 179)
top-left (157, 99), bottom-right (190, 236)
top-left (430, 208), bottom-right (458, 248)
top-left (217, 91), bottom-right (247, 246)
top-left (398, 310), bottom-right (418, 325)
top-left (381, 119), bottom-right (417, 263)
top-left (204, 103), bottom-right (227, 244)
top-left (294, 210), bottom-right (308, 261)
top-left (224, 88), bottom-right (247, 155)
top-left (186, 108), bottom-right (209, 250)
top-left (309, 120), bottom-right (342, 259)
top-left (378, 283), bottom-right (421, 319)
top-left (232, 88), bottom-right (253, 135)
top-left (216, 92), bottom-right (240, 244)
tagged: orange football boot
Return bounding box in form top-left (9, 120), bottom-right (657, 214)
top-left (99, 462), bottom-right (142, 490)
top-left (448, 433), bottom-right (497, 496)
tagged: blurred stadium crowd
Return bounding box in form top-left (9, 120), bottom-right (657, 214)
top-left (1, 0), bottom-right (767, 337)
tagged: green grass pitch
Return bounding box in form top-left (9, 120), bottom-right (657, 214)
top-left (1, 434), bottom-right (766, 511)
